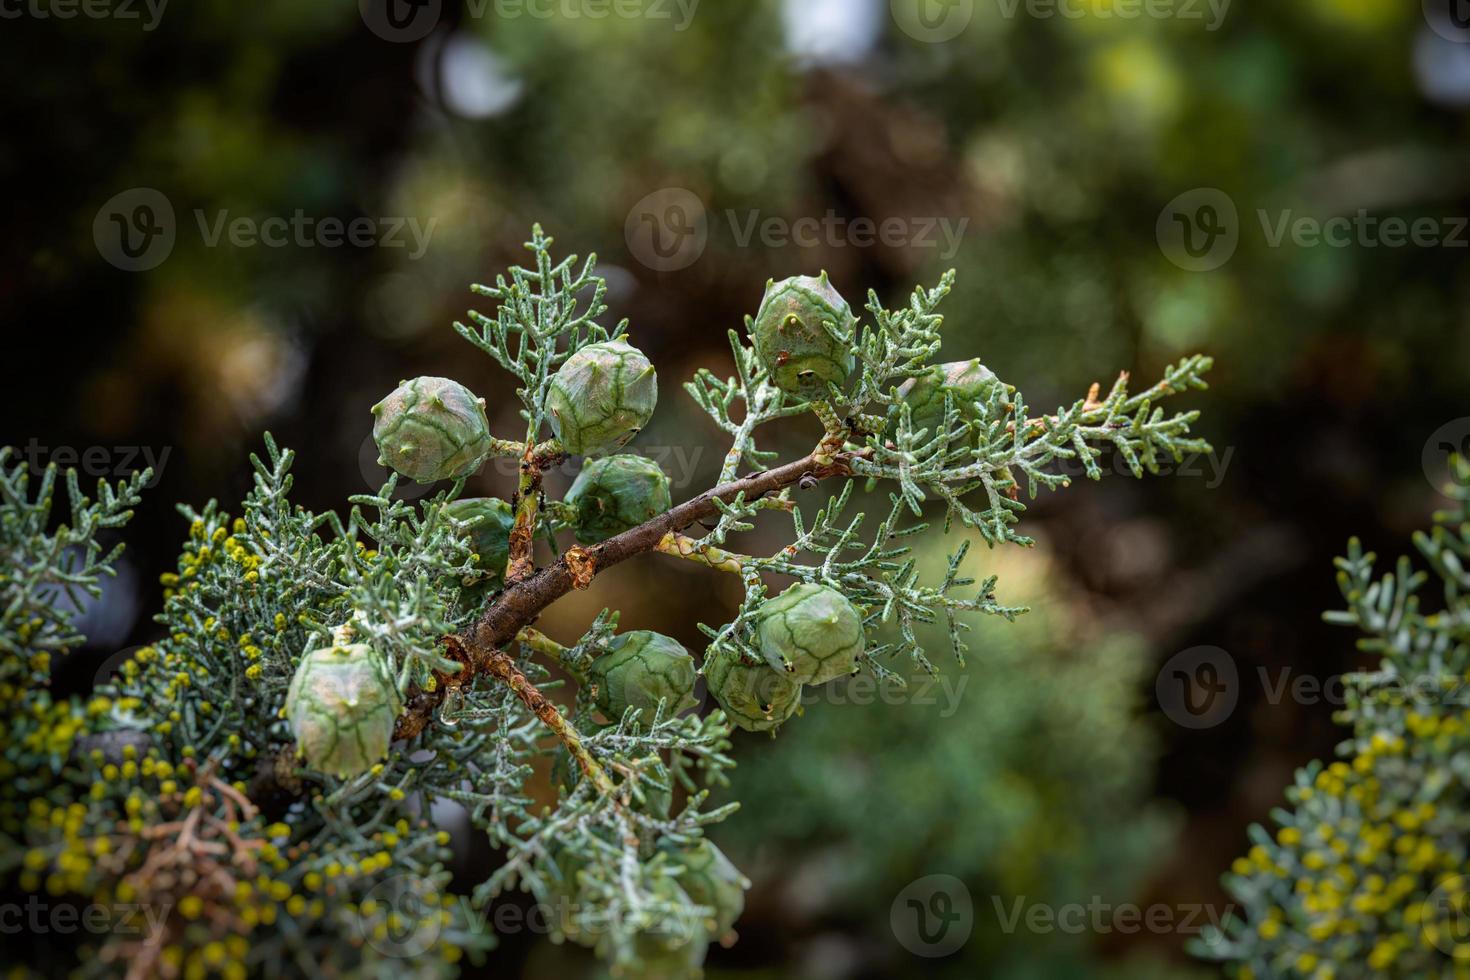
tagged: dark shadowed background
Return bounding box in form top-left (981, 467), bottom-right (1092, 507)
top-left (5, 0), bottom-right (1470, 976)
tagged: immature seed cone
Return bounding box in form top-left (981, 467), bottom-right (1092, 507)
top-left (565, 454), bottom-right (672, 544)
top-left (702, 644), bottom-right (801, 733)
top-left (442, 497), bottom-right (515, 589)
top-left (893, 358), bottom-right (1005, 436)
top-left (630, 880), bottom-right (709, 980)
top-left (371, 376), bottom-right (492, 484)
top-left (284, 642), bottom-right (400, 779)
top-left (544, 843), bottom-right (591, 937)
top-left (756, 582), bottom-right (865, 685)
top-left (546, 844), bottom-right (709, 971)
top-left (659, 838), bottom-right (749, 938)
top-left (588, 630), bottom-right (698, 721)
top-left (749, 273), bottom-right (857, 397)
top-left (547, 340), bottom-right (658, 456)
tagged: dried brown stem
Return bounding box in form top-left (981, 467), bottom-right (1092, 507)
top-left (393, 447), bottom-right (867, 739)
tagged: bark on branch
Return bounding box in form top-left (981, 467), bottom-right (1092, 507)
top-left (392, 448), bottom-right (866, 739)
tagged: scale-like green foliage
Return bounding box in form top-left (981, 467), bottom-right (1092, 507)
top-left (1, 227), bottom-right (1211, 979)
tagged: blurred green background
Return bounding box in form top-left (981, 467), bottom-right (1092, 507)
top-left (6, 0), bottom-right (1470, 976)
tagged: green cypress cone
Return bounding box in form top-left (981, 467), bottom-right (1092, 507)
top-left (283, 642), bottom-right (400, 778)
top-left (702, 644), bottom-right (801, 733)
top-left (588, 630), bottom-right (698, 721)
top-left (755, 582), bottom-right (865, 685)
top-left (565, 454), bottom-right (672, 544)
top-left (547, 340), bottom-right (658, 456)
top-left (443, 496), bottom-right (515, 592)
top-left (370, 376), bottom-right (493, 484)
top-left (893, 357), bottom-right (1006, 436)
top-left (660, 838), bottom-right (748, 938)
top-left (547, 844), bottom-right (708, 976)
top-left (748, 273), bottom-right (857, 397)
top-left (630, 890), bottom-right (709, 980)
